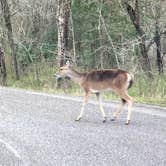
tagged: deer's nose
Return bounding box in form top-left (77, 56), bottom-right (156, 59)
top-left (53, 72), bottom-right (61, 79)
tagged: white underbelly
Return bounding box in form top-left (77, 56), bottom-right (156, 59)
top-left (90, 88), bottom-right (112, 93)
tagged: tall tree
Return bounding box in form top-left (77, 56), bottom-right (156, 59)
top-left (154, 2), bottom-right (163, 75)
top-left (0, 0), bottom-right (19, 79)
top-left (124, 0), bottom-right (153, 79)
top-left (0, 44), bottom-right (6, 85)
top-left (155, 19), bottom-right (163, 75)
top-left (56, 0), bottom-right (71, 88)
top-left (56, 0), bottom-right (71, 67)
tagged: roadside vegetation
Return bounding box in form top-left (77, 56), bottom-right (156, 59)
top-left (0, 0), bottom-right (165, 106)
top-left (6, 62), bottom-right (166, 106)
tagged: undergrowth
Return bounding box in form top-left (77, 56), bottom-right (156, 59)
top-left (5, 63), bottom-right (166, 107)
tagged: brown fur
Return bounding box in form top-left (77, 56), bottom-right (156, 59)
top-left (80, 69), bottom-right (131, 93)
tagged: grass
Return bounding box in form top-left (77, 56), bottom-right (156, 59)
top-left (5, 63), bottom-right (166, 107)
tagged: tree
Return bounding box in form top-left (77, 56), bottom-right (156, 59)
top-left (0, 44), bottom-right (6, 85)
top-left (0, 0), bottom-right (19, 79)
top-left (56, 0), bottom-right (71, 67)
top-left (154, 1), bottom-right (163, 75)
top-left (124, 0), bottom-right (153, 79)
top-left (56, 0), bottom-right (71, 88)
top-left (155, 18), bottom-right (163, 75)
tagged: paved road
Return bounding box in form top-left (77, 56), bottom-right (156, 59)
top-left (0, 87), bottom-right (166, 166)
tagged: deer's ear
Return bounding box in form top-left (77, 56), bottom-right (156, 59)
top-left (66, 60), bottom-right (70, 67)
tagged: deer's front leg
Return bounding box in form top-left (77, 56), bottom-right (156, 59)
top-left (96, 93), bottom-right (107, 123)
top-left (75, 92), bottom-right (90, 121)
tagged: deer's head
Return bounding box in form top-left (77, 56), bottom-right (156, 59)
top-left (55, 61), bottom-right (71, 78)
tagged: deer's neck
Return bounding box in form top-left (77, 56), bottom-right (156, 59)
top-left (68, 68), bottom-right (86, 84)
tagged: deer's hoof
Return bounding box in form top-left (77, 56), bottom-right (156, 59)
top-left (125, 120), bottom-right (130, 125)
top-left (75, 117), bottom-right (81, 122)
top-left (102, 117), bottom-right (107, 123)
top-left (111, 117), bottom-right (116, 121)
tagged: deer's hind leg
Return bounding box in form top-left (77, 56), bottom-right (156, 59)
top-left (111, 98), bottom-right (126, 121)
top-left (121, 92), bottom-right (133, 125)
top-left (112, 89), bottom-right (133, 125)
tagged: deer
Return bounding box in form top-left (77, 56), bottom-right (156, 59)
top-left (55, 61), bottom-right (134, 125)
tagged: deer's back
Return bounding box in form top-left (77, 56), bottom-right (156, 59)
top-left (87, 69), bottom-right (127, 81)
top-left (81, 69), bottom-right (129, 92)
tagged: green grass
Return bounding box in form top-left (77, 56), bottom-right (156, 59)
top-left (5, 64), bottom-right (166, 107)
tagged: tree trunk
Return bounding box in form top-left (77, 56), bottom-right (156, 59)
top-left (0, 0), bottom-right (19, 80)
top-left (125, 0), bottom-right (153, 79)
top-left (32, 11), bottom-right (41, 86)
top-left (56, 0), bottom-right (71, 67)
top-left (155, 20), bottom-right (163, 75)
top-left (161, 0), bottom-right (166, 67)
top-left (70, 9), bottom-right (76, 64)
top-left (56, 0), bottom-right (71, 88)
top-left (0, 45), bottom-right (7, 85)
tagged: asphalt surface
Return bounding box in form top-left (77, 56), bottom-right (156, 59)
top-left (0, 87), bottom-right (166, 166)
